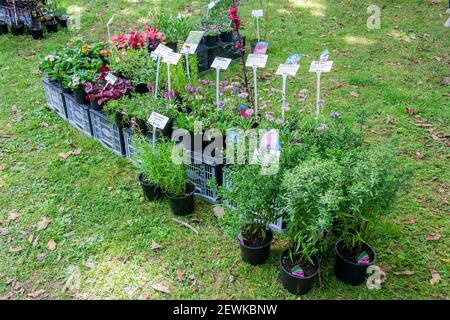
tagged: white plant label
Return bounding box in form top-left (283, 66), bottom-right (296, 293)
top-left (148, 112), bottom-right (169, 130)
top-left (309, 61), bottom-right (333, 73)
top-left (252, 9), bottom-right (264, 17)
top-left (181, 31), bottom-right (205, 54)
top-left (445, 17), bottom-right (450, 28)
top-left (150, 52), bottom-right (158, 61)
top-left (154, 44), bottom-right (173, 58)
top-left (276, 64), bottom-right (299, 76)
top-left (211, 57), bottom-right (232, 70)
top-left (246, 54), bottom-right (268, 68)
top-left (105, 73), bottom-right (118, 85)
top-left (208, 0), bottom-right (220, 10)
top-left (163, 52), bottom-right (182, 65)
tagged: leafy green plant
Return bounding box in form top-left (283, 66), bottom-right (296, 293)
top-left (220, 165), bottom-right (281, 245)
top-left (108, 47), bottom-right (154, 86)
top-left (153, 12), bottom-right (192, 43)
top-left (134, 138), bottom-right (188, 197)
top-left (281, 159), bottom-right (343, 264)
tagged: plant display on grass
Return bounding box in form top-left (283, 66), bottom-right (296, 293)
top-left (108, 47), bottom-right (154, 87)
top-left (84, 71), bottom-right (134, 106)
top-left (281, 159), bottom-right (342, 272)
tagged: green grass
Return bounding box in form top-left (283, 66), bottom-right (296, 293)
top-left (0, 0), bottom-right (449, 300)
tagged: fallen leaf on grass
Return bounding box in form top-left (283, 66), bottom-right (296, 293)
top-left (394, 270), bottom-right (415, 276)
top-left (425, 233), bottom-right (441, 241)
top-left (9, 247), bottom-right (24, 253)
top-left (176, 269), bottom-right (185, 282)
top-left (151, 241), bottom-right (162, 250)
top-left (39, 122), bottom-right (49, 128)
top-left (27, 290), bottom-right (45, 299)
top-left (404, 219), bottom-right (415, 225)
top-left (36, 253), bottom-right (46, 261)
top-left (415, 152), bottom-right (424, 159)
top-left (228, 275), bottom-right (235, 283)
top-left (213, 206), bottom-right (225, 219)
top-left (405, 108), bottom-right (418, 115)
top-left (0, 164), bottom-right (6, 171)
top-left (32, 236), bottom-right (40, 247)
top-left (151, 282), bottom-right (171, 294)
top-left (350, 91), bottom-right (359, 98)
top-left (440, 77), bottom-right (450, 86)
top-left (430, 270), bottom-right (441, 286)
top-left (58, 148), bottom-right (82, 159)
top-left (412, 120), bottom-right (433, 127)
top-left (36, 217), bottom-right (52, 231)
top-left (47, 240), bottom-right (57, 251)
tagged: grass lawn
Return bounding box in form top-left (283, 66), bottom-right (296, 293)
top-left (0, 0), bottom-right (449, 300)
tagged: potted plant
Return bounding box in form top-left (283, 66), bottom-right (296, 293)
top-left (154, 12), bottom-right (192, 52)
top-left (219, 16), bottom-right (233, 42)
top-left (333, 148), bottom-right (405, 286)
top-left (220, 165), bottom-right (281, 265)
top-left (68, 70), bottom-right (98, 104)
top-left (0, 20), bottom-right (8, 35)
top-left (54, 0), bottom-right (69, 28)
top-left (84, 72), bottom-right (134, 110)
top-left (29, 22), bottom-right (44, 40)
top-left (42, 7), bottom-right (58, 33)
top-left (135, 139), bottom-right (195, 215)
top-left (108, 47), bottom-right (153, 94)
top-left (280, 159), bottom-right (342, 295)
top-left (201, 17), bottom-right (220, 47)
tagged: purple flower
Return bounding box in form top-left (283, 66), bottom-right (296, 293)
top-left (275, 118), bottom-right (284, 125)
top-left (220, 80), bottom-right (229, 87)
top-left (317, 124), bottom-right (329, 131)
top-left (208, 80), bottom-right (214, 87)
top-left (200, 79), bottom-right (208, 85)
top-left (330, 111), bottom-right (341, 118)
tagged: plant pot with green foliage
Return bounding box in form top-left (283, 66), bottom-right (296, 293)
top-left (333, 148), bottom-right (405, 286)
top-left (154, 12), bottom-right (192, 52)
top-left (56, 14), bottom-right (69, 28)
top-left (0, 20), bottom-right (8, 35)
top-left (135, 139), bottom-right (194, 215)
top-left (280, 159), bottom-right (341, 295)
top-left (220, 165), bottom-right (281, 265)
top-left (202, 24), bottom-right (220, 47)
top-left (44, 18), bottom-right (58, 33)
top-left (68, 70), bottom-right (98, 104)
top-left (30, 23), bottom-right (44, 40)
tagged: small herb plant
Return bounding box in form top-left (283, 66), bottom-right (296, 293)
top-left (134, 138), bottom-right (189, 197)
top-left (153, 12), bottom-right (192, 43)
top-left (108, 47), bottom-right (154, 86)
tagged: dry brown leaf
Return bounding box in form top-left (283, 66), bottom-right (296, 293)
top-left (58, 151), bottom-right (73, 159)
top-left (0, 164), bottom-right (6, 171)
top-left (151, 282), bottom-right (171, 294)
top-left (405, 108), bottom-right (418, 115)
top-left (27, 290), bottom-right (45, 299)
top-left (36, 217), bottom-right (52, 231)
top-left (151, 241), bottom-right (162, 250)
top-left (72, 148), bottom-right (82, 155)
top-left (9, 247), bottom-right (24, 253)
top-left (350, 91), bottom-right (359, 98)
top-left (7, 210), bottom-right (19, 222)
top-left (425, 233), bottom-right (441, 241)
top-left (176, 269), bottom-right (185, 282)
top-left (0, 227), bottom-right (9, 236)
top-left (404, 219), bottom-right (415, 225)
top-left (415, 152), bottom-right (424, 159)
top-left (430, 270), bottom-right (441, 286)
top-left (32, 236), bottom-right (40, 248)
top-left (394, 270), bottom-right (415, 276)
top-left (47, 240), bottom-right (57, 251)
top-left (412, 120), bottom-right (433, 127)
top-left (40, 122), bottom-right (49, 128)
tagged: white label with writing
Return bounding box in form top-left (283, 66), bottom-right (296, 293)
top-left (154, 44), bottom-right (173, 58)
top-left (309, 61), bottom-right (333, 73)
top-left (246, 54), bottom-right (268, 68)
top-left (105, 73), bottom-right (118, 85)
top-left (163, 52), bottom-right (182, 65)
top-left (148, 112), bottom-right (170, 130)
top-left (276, 64), bottom-right (300, 76)
top-left (181, 31), bottom-right (205, 54)
top-left (208, 0), bottom-right (219, 9)
top-left (252, 9), bottom-right (264, 17)
top-left (211, 57), bottom-right (232, 70)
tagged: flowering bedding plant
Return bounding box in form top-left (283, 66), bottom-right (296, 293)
top-left (84, 71), bottom-right (134, 106)
top-left (112, 24), bottom-right (166, 50)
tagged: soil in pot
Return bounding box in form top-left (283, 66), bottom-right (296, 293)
top-left (279, 250), bottom-right (320, 295)
top-left (0, 21), bottom-right (8, 35)
top-left (11, 23), bottom-right (25, 36)
top-left (334, 239), bottom-right (376, 286)
top-left (204, 35), bottom-right (218, 47)
top-left (56, 16), bottom-right (69, 28)
top-left (239, 228), bottom-right (273, 266)
top-left (30, 25), bottom-right (44, 40)
top-left (138, 173), bottom-right (164, 201)
top-left (165, 183), bottom-right (195, 216)
top-left (74, 89), bottom-right (87, 104)
top-left (44, 20), bottom-right (58, 33)
top-left (220, 31), bottom-right (233, 43)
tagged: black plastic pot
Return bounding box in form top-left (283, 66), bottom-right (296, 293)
top-left (204, 35), bottom-right (218, 47)
top-left (74, 89), bottom-right (87, 104)
top-left (138, 173), bottom-right (164, 201)
top-left (62, 87), bottom-right (72, 94)
top-left (56, 16), bottom-right (68, 28)
top-left (165, 183), bottom-right (195, 216)
top-left (30, 26), bottom-right (44, 40)
top-left (90, 100), bottom-right (102, 111)
top-left (11, 23), bottom-right (24, 36)
top-left (220, 31), bottom-right (233, 43)
top-left (334, 239), bottom-right (376, 286)
top-left (0, 21), bottom-right (8, 35)
top-left (279, 250), bottom-right (320, 295)
top-left (239, 230), bottom-right (273, 265)
top-left (44, 20), bottom-right (58, 33)
top-left (166, 41), bottom-right (178, 52)
top-left (134, 83), bottom-right (149, 94)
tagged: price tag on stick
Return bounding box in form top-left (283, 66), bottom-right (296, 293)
top-left (246, 54), bottom-right (268, 118)
top-left (153, 44), bottom-right (174, 97)
top-left (148, 112), bottom-right (170, 147)
top-left (276, 64), bottom-right (299, 76)
top-left (163, 52), bottom-right (182, 65)
top-left (212, 57), bottom-right (232, 106)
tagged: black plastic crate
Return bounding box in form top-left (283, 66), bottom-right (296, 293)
top-left (89, 109), bottom-right (125, 157)
top-left (123, 127), bottom-right (155, 161)
top-left (186, 150), bottom-right (223, 204)
top-left (42, 77), bottom-right (67, 119)
top-left (64, 94), bottom-right (93, 137)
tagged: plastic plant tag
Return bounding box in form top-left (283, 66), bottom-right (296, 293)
top-left (163, 52), bottom-right (182, 65)
top-left (309, 61), bottom-right (333, 73)
top-left (154, 43), bottom-right (173, 58)
top-left (445, 17), bottom-right (450, 28)
top-left (148, 112), bottom-right (170, 130)
top-left (285, 54), bottom-right (302, 65)
top-left (320, 50), bottom-right (329, 62)
top-left (291, 265), bottom-right (305, 278)
top-left (105, 73), bottom-right (118, 85)
top-left (276, 64), bottom-right (300, 76)
top-left (211, 57), bottom-right (232, 70)
top-left (181, 31), bottom-right (205, 54)
top-left (236, 235), bottom-right (244, 246)
top-left (357, 251), bottom-right (370, 266)
top-left (208, 0), bottom-right (220, 9)
top-left (246, 54), bottom-right (268, 68)
top-left (252, 9), bottom-right (264, 17)
top-left (253, 42), bottom-right (269, 55)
